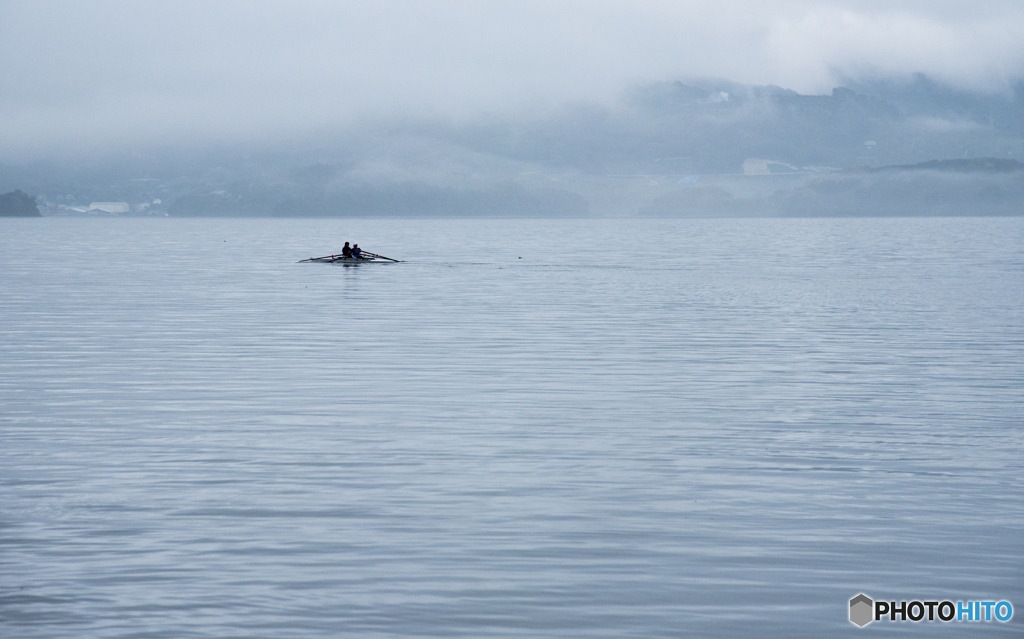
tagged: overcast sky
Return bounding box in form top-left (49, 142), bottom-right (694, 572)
top-left (2, 0), bottom-right (1024, 158)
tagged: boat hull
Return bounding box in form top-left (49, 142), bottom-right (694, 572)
top-left (303, 256), bottom-right (394, 264)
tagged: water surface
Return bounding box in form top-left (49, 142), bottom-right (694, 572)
top-left (2, 217), bottom-right (1022, 637)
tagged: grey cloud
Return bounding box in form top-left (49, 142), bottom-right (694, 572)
top-left (2, 1), bottom-right (1024, 158)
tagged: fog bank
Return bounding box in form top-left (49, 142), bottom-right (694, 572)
top-left (4, 75), bottom-right (1023, 218)
top-left (3, 1), bottom-right (1024, 157)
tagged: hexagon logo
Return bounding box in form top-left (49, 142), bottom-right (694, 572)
top-left (850, 594), bottom-right (874, 627)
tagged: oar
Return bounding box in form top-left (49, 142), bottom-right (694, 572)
top-left (364, 251), bottom-right (402, 262)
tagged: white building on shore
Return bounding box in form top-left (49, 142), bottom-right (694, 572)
top-left (89, 202), bottom-right (130, 213)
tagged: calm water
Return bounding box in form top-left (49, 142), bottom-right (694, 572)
top-left (2, 217), bottom-right (1022, 637)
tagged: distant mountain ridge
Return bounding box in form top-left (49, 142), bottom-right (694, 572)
top-left (456, 76), bottom-right (1024, 174)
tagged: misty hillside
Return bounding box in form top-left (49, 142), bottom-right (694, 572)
top-left (448, 75), bottom-right (1024, 174)
top-left (642, 159), bottom-right (1024, 217)
top-left (2, 75), bottom-right (1023, 217)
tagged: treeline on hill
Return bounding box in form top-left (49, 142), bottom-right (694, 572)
top-left (0, 190), bottom-right (41, 216)
top-left (641, 159), bottom-right (1024, 217)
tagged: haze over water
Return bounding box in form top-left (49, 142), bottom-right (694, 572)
top-left (2, 217), bottom-right (1022, 637)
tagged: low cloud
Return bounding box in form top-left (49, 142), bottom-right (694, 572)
top-left (2, 1), bottom-right (1023, 158)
